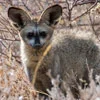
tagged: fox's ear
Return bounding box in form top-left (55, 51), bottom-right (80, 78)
top-left (39, 4), bottom-right (62, 26)
top-left (8, 7), bottom-right (31, 28)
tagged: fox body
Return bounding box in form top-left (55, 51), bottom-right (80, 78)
top-left (8, 5), bottom-right (100, 98)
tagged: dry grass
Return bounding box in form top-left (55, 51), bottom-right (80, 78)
top-left (0, 62), bottom-right (100, 100)
top-left (0, 62), bottom-right (36, 100)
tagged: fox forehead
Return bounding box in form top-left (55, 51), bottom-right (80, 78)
top-left (21, 20), bottom-right (53, 34)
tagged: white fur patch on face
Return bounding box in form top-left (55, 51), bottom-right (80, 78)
top-left (28, 39), bottom-right (35, 47)
top-left (40, 37), bottom-right (46, 46)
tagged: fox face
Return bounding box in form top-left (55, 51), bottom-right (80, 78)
top-left (8, 5), bottom-right (62, 49)
top-left (20, 21), bottom-right (53, 49)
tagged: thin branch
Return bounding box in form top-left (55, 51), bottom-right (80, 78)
top-left (0, 37), bottom-right (19, 41)
top-left (0, 52), bottom-right (21, 64)
top-left (88, 12), bottom-right (100, 42)
top-left (71, 0), bottom-right (97, 21)
top-left (21, 0), bottom-right (31, 12)
top-left (71, 0), bottom-right (79, 10)
top-left (34, 0), bottom-right (44, 10)
top-left (0, 41), bottom-right (7, 49)
top-left (75, 0), bottom-right (100, 5)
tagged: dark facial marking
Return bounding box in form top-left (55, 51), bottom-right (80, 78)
top-left (27, 32), bottom-right (35, 39)
top-left (39, 31), bottom-right (47, 38)
top-left (34, 33), bottom-right (40, 46)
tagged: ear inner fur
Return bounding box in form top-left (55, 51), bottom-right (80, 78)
top-left (8, 7), bottom-right (31, 28)
top-left (38, 4), bottom-right (62, 26)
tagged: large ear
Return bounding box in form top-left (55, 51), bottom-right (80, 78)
top-left (8, 7), bottom-right (31, 28)
top-left (39, 4), bottom-right (62, 26)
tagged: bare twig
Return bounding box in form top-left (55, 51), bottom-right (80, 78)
top-left (21, 0), bottom-right (31, 12)
top-left (71, 0), bottom-right (97, 21)
top-left (0, 37), bottom-right (19, 41)
top-left (88, 11), bottom-right (100, 42)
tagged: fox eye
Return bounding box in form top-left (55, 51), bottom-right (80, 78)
top-left (40, 31), bottom-right (47, 38)
top-left (27, 32), bottom-right (34, 39)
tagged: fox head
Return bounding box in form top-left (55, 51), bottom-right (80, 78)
top-left (8, 4), bottom-right (62, 50)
